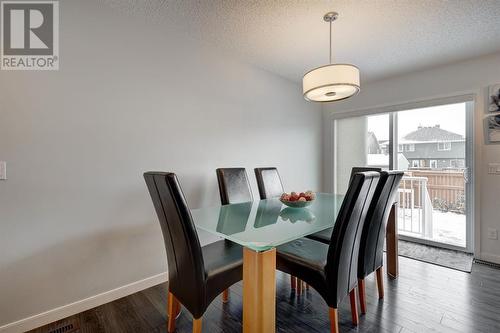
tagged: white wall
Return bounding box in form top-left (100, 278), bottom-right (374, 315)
top-left (323, 52), bottom-right (500, 264)
top-left (0, 1), bottom-right (322, 330)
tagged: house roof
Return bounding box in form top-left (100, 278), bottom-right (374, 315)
top-left (403, 125), bottom-right (464, 142)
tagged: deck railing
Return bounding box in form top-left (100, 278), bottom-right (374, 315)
top-left (397, 169), bottom-right (466, 239)
top-left (405, 169), bottom-right (465, 214)
top-left (398, 176), bottom-right (433, 238)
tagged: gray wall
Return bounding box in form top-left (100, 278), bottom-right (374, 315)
top-left (0, 1), bottom-right (322, 328)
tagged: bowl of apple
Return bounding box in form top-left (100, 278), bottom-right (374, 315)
top-left (280, 191), bottom-right (316, 208)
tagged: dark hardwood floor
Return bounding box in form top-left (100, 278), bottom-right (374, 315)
top-left (30, 256), bottom-right (500, 333)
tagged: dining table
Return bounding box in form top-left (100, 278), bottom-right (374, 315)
top-left (190, 193), bottom-right (399, 333)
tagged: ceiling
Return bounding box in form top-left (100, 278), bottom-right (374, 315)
top-left (102, 0), bottom-right (500, 83)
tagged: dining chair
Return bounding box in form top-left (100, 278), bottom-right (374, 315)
top-left (144, 172), bottom-right (243, 333)
top-left (254, 167), bottom-right (284, 199)
top-left (216, 168), bottom-right (253, 204)
top-left (276, 171), bottom-right (380, 333)
top-left (215, 167), bottom-right (252, 302)
top-left (306, 166), bottom-right (382, 244)
top-left (350, 167), bottom-right (382, 183)
top-left (357, 170), bottom-right (404, 314)
top-left (254, 166), bottom-right (307, 292)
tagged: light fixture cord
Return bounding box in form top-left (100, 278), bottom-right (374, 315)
top-left (329, 19), bottom-right (332, 64)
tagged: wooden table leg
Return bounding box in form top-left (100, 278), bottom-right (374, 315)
top-left (243, 247), bottom-right (276, 333)
top-left (386, 203), bottom-right (399, 279)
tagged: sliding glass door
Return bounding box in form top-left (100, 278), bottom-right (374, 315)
top-left (334, 113), bottom-right (390, 194)
top-left (333, 102), bottom-right (473, 252)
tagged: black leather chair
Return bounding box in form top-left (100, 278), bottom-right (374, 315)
top-left (350, 167), bottom-right (382, 183)
top-left (306, 167), bottom-right (381, 244)
top-left (254, 167), bottom-right (309, 292)
top-left (357, 170), bottom-right (403, 314)
top-left (276, 172), bottom-right (380, 333)
top-left (254, 167), bottom-right (284, 199)
top-left (216, 168), bottom-right (253, 204)
top-left (215, 168), bottom-right (252, 302)
top-left (144, 172), bottom-right (243, 333)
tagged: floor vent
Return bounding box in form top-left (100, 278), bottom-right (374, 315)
top-left (474, 259), bottom-right (500, 269)
top-left (47, 319), bottom-right (80, 333)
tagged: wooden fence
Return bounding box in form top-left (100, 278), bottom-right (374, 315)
top-left (402, 169), bottom-right (465, 213)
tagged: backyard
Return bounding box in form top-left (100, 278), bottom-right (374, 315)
top-left (397, 169), bottom-right (467, 247)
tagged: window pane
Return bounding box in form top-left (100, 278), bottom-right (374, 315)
top-left (397, 103), bottom-right (467, 247)
top-left (335, 114), bottom-right (389, 194)
top-left (367, 114), bottom-right (390, 169)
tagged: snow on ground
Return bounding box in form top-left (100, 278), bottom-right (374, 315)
top-left (398, 208), bottom-right (466, 247)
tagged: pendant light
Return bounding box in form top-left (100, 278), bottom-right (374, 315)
top-left (303, 12), bottom-right (360, 102)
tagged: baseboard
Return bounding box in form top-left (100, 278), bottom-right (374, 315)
top-left (478, 252), bottom-right (500, 265)
top-left (0, 272), bottom-right (168, 333)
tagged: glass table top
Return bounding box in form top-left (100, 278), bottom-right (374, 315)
top-left (191, 193), bottom-right (344, 251)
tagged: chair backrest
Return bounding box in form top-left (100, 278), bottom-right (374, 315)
top-left (216, 168), bottom-right (253, 205)
top-left (358, 170), bottom-right (404, 278)
top-left (144, 172), bottom-right (206, 312)
top-left (254, 167), bottom-right (284, 199)
top-left (349, 167), bottom-right (381, 185)
top-left (325, 171), bottom-right (380, 307)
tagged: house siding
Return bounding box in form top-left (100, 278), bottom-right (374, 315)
top-left (402, 141), bottom-right (465, 168)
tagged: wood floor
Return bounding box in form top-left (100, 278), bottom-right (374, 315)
top-left (30, 256), bottom-right (500, 333)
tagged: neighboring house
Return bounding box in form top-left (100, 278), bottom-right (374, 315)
top-left (366, 132), bottom-right (409, 169)
top-left (367, 131), bottom-right (382, 154)
top-left (379, 139), bottom-right (390, 155)
top-left (399, 125), bottom-right (465, 169)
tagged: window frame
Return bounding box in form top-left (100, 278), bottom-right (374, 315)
top-left (437, 141), bottom-right (452, 151)
top-left (328, 95), bottom-right (475, 253)
top-left (406, 143), bottom-right (415, 152)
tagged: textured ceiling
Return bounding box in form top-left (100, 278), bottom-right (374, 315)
top-left (100, 0), bottom-right (500, 83)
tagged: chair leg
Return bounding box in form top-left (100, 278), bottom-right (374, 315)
top-left (192, 317), bottom-right (202, 333)
top-left (329, 307), bottom-right (339, 333)
top-left (358, 278), bottom-right (367, 315)
top-left (297, 278), bottom-right (302, 294)
top-left (349, 289), bottom-right (359, 326)
top-left (222, 289), bottom-right (229, 303)
top-left (168, 292), bottom-right (180, 333)
top-left (291, 276), bottom-right (297, 290)
top-left (376, 267), bottom-right (385, 299)
top-left (174, 300), bottom-right (181, 317)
